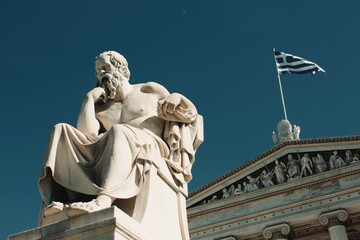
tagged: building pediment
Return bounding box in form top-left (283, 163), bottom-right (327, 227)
top-left (187, 136), bottom-right (360, 209)
top-left (187, 136), bottom-right (360, 239)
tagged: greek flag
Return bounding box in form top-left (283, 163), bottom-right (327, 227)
top-left (274, 50), bottom-right (325, 75)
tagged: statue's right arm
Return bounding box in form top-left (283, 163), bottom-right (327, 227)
top-left (77, 87), bottom-right (105, 136)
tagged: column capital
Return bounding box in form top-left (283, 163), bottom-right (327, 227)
top-left (263, 223), bottom-right (295, 240)
top-left (319, 209), bottom-right (349, 228)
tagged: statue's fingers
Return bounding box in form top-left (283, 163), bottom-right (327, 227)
top-left (162, 102), bottom-right (168, 113)
top-left (170, 104), bottom-right (176, 114)
top-left (167, 103), bottom-right (175, 114)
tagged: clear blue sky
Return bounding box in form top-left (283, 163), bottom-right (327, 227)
top-left (1, 1), bottom-right (360, 238)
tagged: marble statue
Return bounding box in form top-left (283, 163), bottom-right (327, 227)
top-left (221, 188), bottom-right (231, 199)
top-left (259, 170), bottom-right (275, 187)
top-left (228, 184), bottom-right (236, 196)
top-left (293, 125), bottom-right (301, 140)
top-left (329, 151), bottom-right (346, 169)
top-left (277, 119), bottom-right (294, 142)
top-left (312, 153), bottom-right (327, 173)
top-left (246, 175), bottom-right (260, 191)
top-left (351, 153), bottom-right (360, 164)
top-left (234, 183), bottom-right (246, 195)
top-left (300, 153), bottom-right (313, 177)
top-left (272, 131), bottom-right (278, 144)
top-left (222, 186), bottom-right (236, 199)
top-left (37, 51), bottom-right (203, 232)
top-left (208, 195), bottom-right (218, 203)
top-left (286, 154), bottom-right (300, 180)
top-left (274, 159), bottom-right (287, 184)
top-left (344, 150), bottom-right (353, 165)
top-left (242, 181), bottom-right (249, 193)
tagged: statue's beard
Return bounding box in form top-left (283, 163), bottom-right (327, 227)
top-left (101, 72), bottom-right (123, 102)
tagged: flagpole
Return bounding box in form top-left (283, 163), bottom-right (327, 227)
top-left (273, 48), bottom-right (288, 121)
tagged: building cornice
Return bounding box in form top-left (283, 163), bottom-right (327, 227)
top-left (188, 167), bottom-right (360, 219)
top-left (188, 136), bottom-right (360, 198)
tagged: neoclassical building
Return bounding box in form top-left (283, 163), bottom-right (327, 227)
top-left (187, 135), bottom-right (360, 240)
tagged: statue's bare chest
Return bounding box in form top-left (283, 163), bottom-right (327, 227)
top-left (95, 91), bottom-right (159, 130)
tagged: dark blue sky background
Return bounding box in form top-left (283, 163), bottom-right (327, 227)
top-left (2, 1), bottom-right (360, 238)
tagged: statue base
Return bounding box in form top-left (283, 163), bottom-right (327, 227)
top-left (9, 206), bottom-right (162, 240)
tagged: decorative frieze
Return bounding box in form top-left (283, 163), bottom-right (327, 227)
top-left (196, 149), bottom-right (360, 206)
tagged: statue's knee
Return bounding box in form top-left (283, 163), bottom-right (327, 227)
top-left (52, 123), bottom-right (68, 133)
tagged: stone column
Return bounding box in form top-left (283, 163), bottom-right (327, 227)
top-left (263, 223), bottom-right (295, 240)
top-left (319, 209), bottom-right (351, 240)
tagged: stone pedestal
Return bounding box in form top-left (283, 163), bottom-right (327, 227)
top-left (9, 206), bottom-right (162, 240)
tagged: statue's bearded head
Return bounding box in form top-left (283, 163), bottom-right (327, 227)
top-left (95, 51), bottom-right (131, 101)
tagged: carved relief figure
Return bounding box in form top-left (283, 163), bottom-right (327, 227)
top-left (286, 154), bottom-right (300, 179)
top-left (329, 151), bottom-right (346, 169)
top-left (246, 175), bottom-right (260, 191)
top-left (300, 153), bottom-right (313, 177)
top-left (259, 170), bottom-right (275, 187)
top-left (234, 183), bottom-right (246, 195)
top-left (228, 184), bottom-right (236, 196)
top-left (242, 181), bottom-right (249, 193)
top-left (344, 150), bottom-right (353, 165)
top-left (222, 188), bottom-right (231, 199)
top-left (38, 51), bottom-right (202, 226)
top-left (351, 153), bottom-right (360, 164)
top-left (345, 150), bottom-right (360, 164)
top-left (312, 153), bottom-right (327, 173)
top-left (274, 159), bottom-right (287, 184)
top-left (208, 195), bottom-right (218, 203)
top-left (221, 185), bottom-right (236, 199)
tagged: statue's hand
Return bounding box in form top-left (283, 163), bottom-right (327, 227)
top-left (161, 93), bottom-right (181, 114)
top-left (86, 87), bottom-right (106, 102)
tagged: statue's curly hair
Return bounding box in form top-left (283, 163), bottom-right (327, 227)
top-left (96, 51), bottom-right (131, 79)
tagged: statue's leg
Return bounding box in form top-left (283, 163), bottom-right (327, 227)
top-left (66, 124), bottom-right (150, 216)
top-left (94, 124), bottom-right (138, 191)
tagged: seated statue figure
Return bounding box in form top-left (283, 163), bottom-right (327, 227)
top-left (38, 51), bottom-right (203, 235)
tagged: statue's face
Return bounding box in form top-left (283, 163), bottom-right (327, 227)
top-left (95, 56), bottom-right (117, 83)
top-left (95, 56), bottom-right (124, 100)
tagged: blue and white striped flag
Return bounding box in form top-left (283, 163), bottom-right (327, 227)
top-left (274, 50), bottom-right (325, 75)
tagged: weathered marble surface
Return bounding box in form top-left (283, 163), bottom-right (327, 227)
top-left (34, 51), bottom-right (203, 239)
